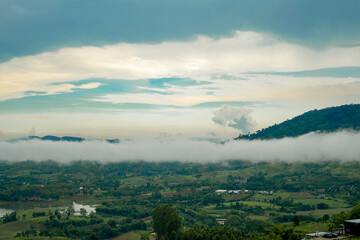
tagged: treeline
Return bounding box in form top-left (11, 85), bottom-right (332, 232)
top-left (172, 226), bottom-right (303, 240)
top-left (38, 213), bottom-right (147, 239)
top-left (96, 206), bottom-right (152, 219)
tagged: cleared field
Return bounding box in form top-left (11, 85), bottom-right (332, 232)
top-left (252, 192), bottom-right (291, 201)
top-left (112, 231), bottom-right (141, 240)
top-left (0, 200), bottom-right (70, 212)
top-left (293, 198), bottom-right (350, 208)
top-left (248, 215), bottom-right (269, 221)
top-left (0, 221), bottom-right (43, 239)
top-left (290, 192), bottom-right (314, 199)
top-left (203, 200), bottom-right (279, 210)
top-left (293, 222), bottom-right (328, 233)
top-left (120, 176), bottom-right (149, 186)
top-left (296, 207), bottom-right (351, 217)
top-left (222, 194), bottom-right (249, 201)
top-left (235, 201), bottom-right (280, 209)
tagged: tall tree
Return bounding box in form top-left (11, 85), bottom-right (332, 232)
top-left (153, 204), bottom-right (180, 240)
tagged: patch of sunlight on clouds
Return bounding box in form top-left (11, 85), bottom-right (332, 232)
top-left (1, 31), bottom-right (360, 100)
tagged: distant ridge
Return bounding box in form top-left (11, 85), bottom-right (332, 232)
top-left (236, 104), bottom-right (360, 140)
top-left (26, 135), bottom-right (120, 143)
top-left (29, 135), bottom-right (85, 142)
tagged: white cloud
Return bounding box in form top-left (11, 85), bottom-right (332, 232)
top-left (0, 131), bottom-right (359, 163)
top-left (1, 31), bottom-right (360, 100)
top-left (23, 82), bottom-right (102, 97)
top-left (212, 105), bottom-right (257, 133)
top-left (74, 82), bottom-right (102, 90)
top-left (93, 74), bottom-right (360, 107)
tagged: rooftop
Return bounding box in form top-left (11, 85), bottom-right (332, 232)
top-left (344, 218), bottom-right (360, 224)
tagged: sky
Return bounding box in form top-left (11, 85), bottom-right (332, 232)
top-left (1, 0), bottom-right (360, 139)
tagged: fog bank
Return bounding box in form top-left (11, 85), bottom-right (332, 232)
top-left (0, 131), bottom-right (359, 163)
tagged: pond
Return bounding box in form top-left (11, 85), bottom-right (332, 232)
top-left (72, 202), bottom-right (96, 216)
top-left (0, 208), bottom-right (14, 218)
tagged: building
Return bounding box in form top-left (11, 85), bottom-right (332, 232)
top-left (344, 219), bottom-right (360, 235)
top-left (303, 232), bottom-right (337, 239)
top-left (215, 218), bottom-right (227, 225)
top-left (215, 190), bottom-right (227, 194)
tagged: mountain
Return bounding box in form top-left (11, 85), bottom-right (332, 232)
top-left (236, 104), bottom-right (360, 140)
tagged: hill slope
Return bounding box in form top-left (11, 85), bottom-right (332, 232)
top-left (236, 104), bottom-right (360, 140)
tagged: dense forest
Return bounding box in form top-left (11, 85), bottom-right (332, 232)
top-left (236, 104), bottom-right (360, 140)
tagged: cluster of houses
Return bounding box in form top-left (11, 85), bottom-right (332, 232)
top-left (215, 189), bottom-right (273, 195)
top-left (304, 218), bottom-right (360, 239)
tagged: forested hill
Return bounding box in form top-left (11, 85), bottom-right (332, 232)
top-left (236, 104), bottom-right (360, 140)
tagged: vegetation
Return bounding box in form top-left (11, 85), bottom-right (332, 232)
top-left (0, 160), bottom-right (359, 239)
top-left (236, 104), bottom-right (360, 140)
top-left (328, 203), bottom-right (360, 231)
top-left (2, 212), bottom-right (17, 224)
top-left (153, 205), bottom-right (180, 240)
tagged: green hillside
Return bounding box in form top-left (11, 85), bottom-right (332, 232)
top-left (236, 104), bottom-right (360, 140)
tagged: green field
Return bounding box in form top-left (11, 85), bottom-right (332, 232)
top-left (0, 221), bottom-right (43, 239)
top-left (293, 198), bottom-right (350, 208)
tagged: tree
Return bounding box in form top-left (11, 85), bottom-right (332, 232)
top-left (293, 215), bottom-right (300, 227)
top-left (153, 204), bottom-right (180, 240)
top-left (317, 203), bottom-right (330, 209)
top-left (322, 214), bottom-right (330, 222)
top-left (66, 205), bottom-right (75, 216)
top-left (227, 215), bottom-right (242, 227)
top-left (80, 208), bottom-right (87, 217)
top-left (2, 212), bottom-right (17, 223)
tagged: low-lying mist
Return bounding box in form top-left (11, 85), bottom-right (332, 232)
top-left (0, 131), bottom-right (359, 163)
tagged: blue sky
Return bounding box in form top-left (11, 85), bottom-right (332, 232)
top-left (1, 0), bottom-right (360, 138)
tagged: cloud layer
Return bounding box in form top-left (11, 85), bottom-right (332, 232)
top-left (1, 131), bottom-right (359, 163)
top-left (1, 31), bottom-right (360, 100)
top-left (2, 1), bottom-right (360, 63)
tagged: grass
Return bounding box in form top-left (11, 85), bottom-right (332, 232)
top-left (248, 215), bottom-right (269, 221)
top-left (120, 176), bottom-right (149, 186)
top-left (293, 198), bottom-right (351, 208)
top-left (289, 192), bottom-right (314, 199)
top-left (11, 237), bottom-right (70, 240)
top-left (235, 201), bottom-right (280, 209)
top-left (0, 221), bottom-right (43, 239)
top-left (295, 207), bottom-right (351, 217)
top-left (222, 194), bottom-right (249, 201)
top-left (293, 222), bottom-right (328, 233)
top-left (112, 231), bottom-right (141, 240)
top-left (0, 200), bottom-right (67, 212)
top-left (252, 192), bottom-right (291, 201)
top-left (202, 200), bottom-right (279, 211)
